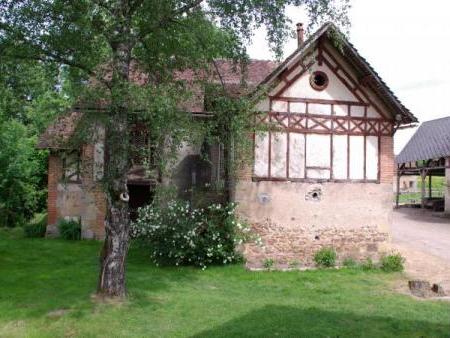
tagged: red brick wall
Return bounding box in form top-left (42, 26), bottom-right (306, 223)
top-left (47, 154), bottom-right (62, 225)
top-left (379, 136), bottom-right (394, 184)
top-left (81, 144), bottom-right (106, 238)
top-left (236, 133), bottom-right (254, 182)
top-left (94, 189), bottom-right (106, 238)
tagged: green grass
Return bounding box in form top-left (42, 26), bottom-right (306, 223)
top-left (1, 228), bottom-right (449, 337)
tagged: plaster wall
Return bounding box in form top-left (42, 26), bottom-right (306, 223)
top-left (236, 181), bottom-right (392, 231)
top-left (54, 183), bottom-right (105, 239)
top-left (446, 158), bottom-right (450, 214)
top-left (235, 180), bottom-right (392, 267)
top-left (280, 62), bottom-right (357, 102)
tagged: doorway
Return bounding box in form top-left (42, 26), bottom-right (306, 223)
top-left (128, 184), bottom-right (154, 221)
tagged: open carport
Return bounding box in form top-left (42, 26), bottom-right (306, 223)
top-left (395, 117), bottom-right (450, 213)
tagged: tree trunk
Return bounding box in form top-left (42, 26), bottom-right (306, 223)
top-left (97, 198), bottom-right (129, 297)
top-left (97, 111), bottom-right (131, 298)
top-left (97, 15), bottom-right (133, 297)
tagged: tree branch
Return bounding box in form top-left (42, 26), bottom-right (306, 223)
top-left (136, 0), bottom-right (204, 43)
top-left (174, 0), bottom-right (204, 15)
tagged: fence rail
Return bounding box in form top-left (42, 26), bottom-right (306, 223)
top-left (394, 189), bottom-right (444, 205)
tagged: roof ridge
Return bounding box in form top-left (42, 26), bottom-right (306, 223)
top-left (422, 116), bottom-right (450, 124)
top-left (255, 21), bottom-right (417, 125)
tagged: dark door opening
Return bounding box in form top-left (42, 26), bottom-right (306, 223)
top-left (128, 184), bottom-right (154, 221)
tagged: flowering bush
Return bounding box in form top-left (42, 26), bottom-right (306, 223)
top-left (131, 200), bottom-right (258, 269)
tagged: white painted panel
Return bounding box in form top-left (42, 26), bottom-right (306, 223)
top-left (254, 132), bottom-right (269, 177)
top-left (306, 134), bottom-right (331, 167)
top-left (307, 168), bottom-right (330, 179)
top-left (271, 132), bottom-right (287, 178)
top-left (255, 98), bottom-right (270, 112)
top-left (337, 68), bottom-right (357, 88)
top-left (349, 136), bottom-right (364, 179)
top-left (308, 103), bottom-right (332, 115)
top-left (94, 142), bottom-right (104, 181)
top-left (367, 105), bottom-right (381, 118)
top-left (323, 54), bottom-right (337, 69)
top-left (281, 63), bottom-right (359, 101)
top-left (332, 135), bottom-right (347, 179)
top-left (290, 102), bottom-right (306, 114)
top-left (269, 80), bottom-right (287, 96)
top-left (350, 105), bottom-right (365, 117)
top-left (366, 136), bottom-right (379, 180)
top-left (272, 100), bottom-right (288, 112)
top-left (286, 65), bottom-right (302, 81)
top-left (334, 104), bottom-right (348, 116)
top-left (289, 133), bottom-right (305, 178)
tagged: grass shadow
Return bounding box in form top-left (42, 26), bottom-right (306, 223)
top-left (0, 234), bottom-right (199, 321)
top-left (191, 305), bottom-right (450, 337)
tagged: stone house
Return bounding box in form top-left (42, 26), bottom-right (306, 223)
top-left (38, 23), bottom-right (417, 266)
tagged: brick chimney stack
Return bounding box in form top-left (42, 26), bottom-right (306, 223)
top-left (296, 23), bottom-right (304, 47)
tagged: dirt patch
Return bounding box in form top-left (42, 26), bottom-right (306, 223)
top-left (47, 309), bottom-right (70, 318)
top-left (391, 242), bottom-right (450, 298)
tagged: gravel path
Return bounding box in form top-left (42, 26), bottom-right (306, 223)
top-left (391, 208), bottom-right (450, 292)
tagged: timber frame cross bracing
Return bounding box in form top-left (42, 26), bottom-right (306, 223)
top-left (252, 40), bottom-right (399, 184)
top-left (253, 96), bottom-right (390, 183)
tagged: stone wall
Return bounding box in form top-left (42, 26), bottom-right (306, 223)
top-left (244, 221), bottom-right (388, 268)
top-left (236, 135), bottom-right (395, 268)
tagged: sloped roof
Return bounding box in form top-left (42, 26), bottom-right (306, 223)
top-left (259, 22), bottom-right (417, 124)
top-left (396, 117), bottom-right (450, 163)
top-left (37, 59), bottom-right (278, 149)
top-left (38, 22), bottom-right (417, 149)
top-left (37, 111), bottom-right (82, 149)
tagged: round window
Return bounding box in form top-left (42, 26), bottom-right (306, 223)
top-left (310, 71), bottom-right (329, 91)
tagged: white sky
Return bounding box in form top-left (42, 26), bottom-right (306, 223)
top-left (247, 0), bottom-right (450, 154)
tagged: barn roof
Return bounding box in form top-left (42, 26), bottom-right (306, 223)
top-left (396, 117), bottom-right (450, 163)
top-left (259, 22), bottom-right (417, 125)
top-left (37, 59), bottom-right (278, 149)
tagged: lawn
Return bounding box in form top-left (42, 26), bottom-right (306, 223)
top-left (1, 228), bottom-right (449, 338)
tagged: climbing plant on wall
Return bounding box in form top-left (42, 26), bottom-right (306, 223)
top-left (0, 0), bottom-right (350, 299)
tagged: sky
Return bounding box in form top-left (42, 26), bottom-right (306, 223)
top-left (247, 0), bottom-right (450, 154)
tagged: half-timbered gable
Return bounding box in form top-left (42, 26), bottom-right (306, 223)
top-left (235, 23), bottom-right (417, 268)
top-left (252, 35), bottom-right (397, 185)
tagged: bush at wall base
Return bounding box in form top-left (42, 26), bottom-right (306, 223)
top-left (23, 213), bottom-right (47, 238)
top-left (131, 200), bottom-right (258, 269)
top-left (57, 219), bottom-right (81, 240)
top-left (314, 247), bottom-right (337, 268)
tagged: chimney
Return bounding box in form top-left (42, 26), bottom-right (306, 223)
top-left (296, 23), bottom-right (304, 47)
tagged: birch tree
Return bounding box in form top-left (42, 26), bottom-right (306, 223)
top-left (0, 0), bottom-right (350, 298)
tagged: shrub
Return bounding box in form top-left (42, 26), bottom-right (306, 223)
top-left (288, 260), bottom-right (300, 269)
top-left (263, 258), bottom-right (275, 270)
top-left (343, 257), bottom-right (357, 268)
top-left (23, 212), bottom-right (47, 238)
top-left (361, 257), bottom-right (376, 271)
top-left (131, 200), bottom-right (258, 269)
top-left (57, 218), bottom-right (81, 240)
top-left (380, 253), bottom-right (405, 272)
top-left (314, 247), bottom-right (337, 268)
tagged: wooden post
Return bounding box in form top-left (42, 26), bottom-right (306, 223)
top-left (395, 168), bottom-right (401, 208)
top-left (428, 173), bottom-right (432, 198)
top-left (420, 169), bottom-right (427, 209)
